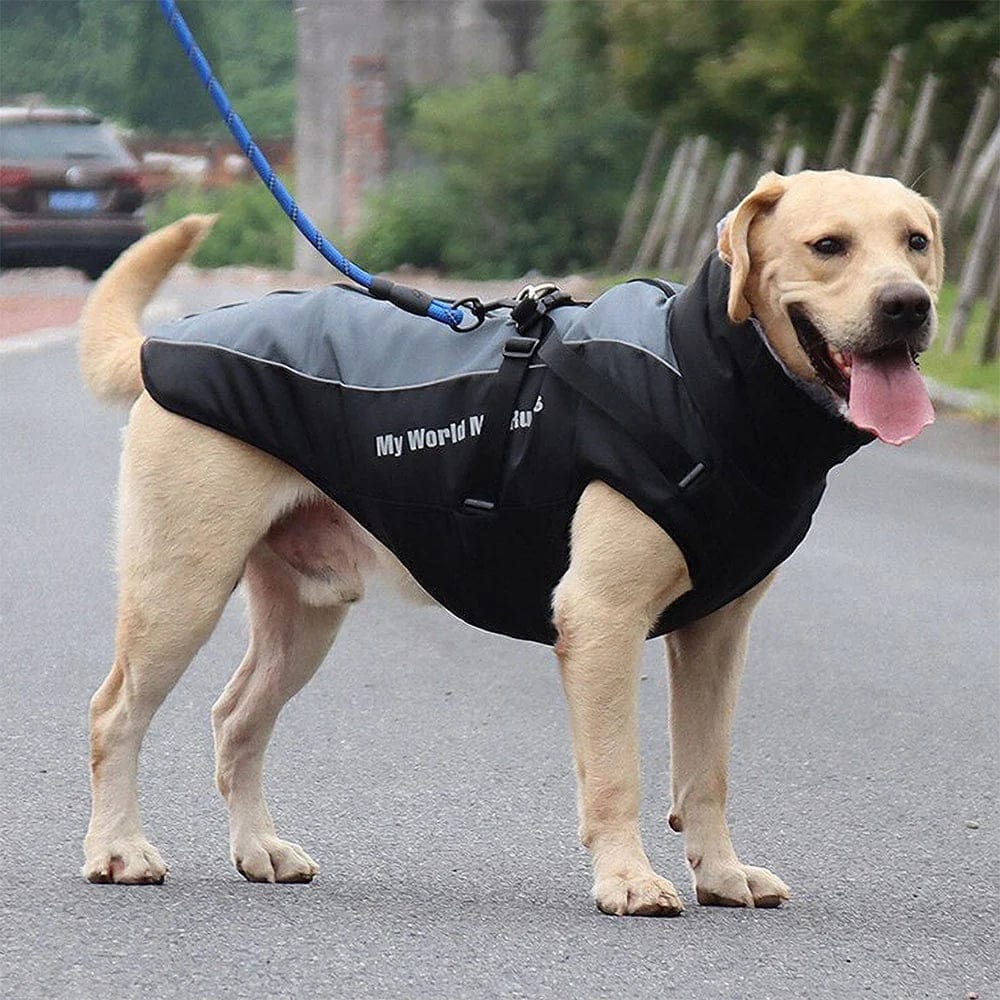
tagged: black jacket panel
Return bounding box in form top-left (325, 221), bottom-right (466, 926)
top-left (141, 254), bottom-right (873, 644)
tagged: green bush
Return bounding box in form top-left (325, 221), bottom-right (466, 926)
top-left (146, 181), bottom-right (294, 269)
top-left (352, 170), bottom-right (452, 273)
top-left (353, 4), bottom-right (649, 278)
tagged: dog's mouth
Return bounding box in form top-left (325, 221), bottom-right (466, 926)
top-left (789, 307), bottom-right (934, 446)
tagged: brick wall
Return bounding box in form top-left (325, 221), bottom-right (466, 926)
top-left (340, 56), bottom-right (389, 238)
top-left (294, 0), bottom-right (534, 274)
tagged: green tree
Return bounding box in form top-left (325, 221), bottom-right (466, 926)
top-left (828, 0), bottom-right (999, 148)
top-left (127, 1), bottom-right (220, 133)
top-left (0, 0), bottom-right (295, 135)
top-left (201, 0), bottom-right (296, 137)
top-left (598, 0), bottom-right (998, 153)
top-left (0, 1), bottom-right (139, 117)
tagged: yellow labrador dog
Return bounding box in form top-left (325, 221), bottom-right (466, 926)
top-left (78, 170), bottom-right (942, 915)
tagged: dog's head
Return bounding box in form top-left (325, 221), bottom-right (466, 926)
top-left (718, 169), bottom-right (943, 444)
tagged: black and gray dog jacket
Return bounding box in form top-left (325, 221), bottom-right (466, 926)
top-left (141, 253), bottom-right (873, 645)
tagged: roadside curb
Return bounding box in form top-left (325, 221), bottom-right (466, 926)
top-left (924, 376), bottom-right (996, 417)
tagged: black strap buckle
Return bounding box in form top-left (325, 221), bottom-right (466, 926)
top-left (511, 283), bottom-right (570, 332)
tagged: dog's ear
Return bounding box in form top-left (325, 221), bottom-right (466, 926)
top-left (918, 194), bottom-right (945, 295)
top-left (718, 172), bottom-right (787, 323)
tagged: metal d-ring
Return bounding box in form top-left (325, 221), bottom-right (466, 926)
top-left (515, 282), bottom-right (560, 304)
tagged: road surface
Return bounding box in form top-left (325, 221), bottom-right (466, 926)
top-left (1, 281), bottom-right (997, 1000)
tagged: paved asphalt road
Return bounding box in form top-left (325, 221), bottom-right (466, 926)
top-left (1, 321), bottom-right (997, 1000)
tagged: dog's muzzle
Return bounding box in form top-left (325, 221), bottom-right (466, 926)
top-left (788, 284), bottom-right (935, 446)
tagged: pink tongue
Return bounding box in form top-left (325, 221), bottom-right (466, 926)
top-left (848, 345), bottom-right (934, 445)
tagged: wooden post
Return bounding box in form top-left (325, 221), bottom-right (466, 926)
top-left (676, 147), bottom-right (725, 277)
top-left (758, 117), bottom-right (787, 174)
top-left (632, 138), bottom-right (691, 271)
top-left (946, 175), bottom-right (1000, 353)
top-left (853, 46), bottom-right (906, 175)
top-left (687, 150), bottom-right (747, 280)
top-left (784, 144), bottom-right (806, 175)
top-left (941, 61), bottom-right (999, 227)
top-left (978, 252), bottom-right (1000, 364)
top-left (659, 135), bottom-right (710, 276)
top-left (959, 122), bottom-right (1000, 218)
top-left (608, 123), bottom-right (667, 272)
top-left (897, 73), bottom-right (939, 185)
top-left (824, 104), bottom-right (855, 168)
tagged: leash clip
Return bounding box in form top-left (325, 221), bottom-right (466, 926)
top-left (451, 296), bottom-right (518, 332)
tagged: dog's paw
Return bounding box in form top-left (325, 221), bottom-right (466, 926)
top-left (233, 835), bottom-right (318, 884)
top-left (594, 872), bottom-right (685, 917)
top-left (694, 862), bottom-right (790, 908)
top-left (82, 838), bottom-right (168, 884)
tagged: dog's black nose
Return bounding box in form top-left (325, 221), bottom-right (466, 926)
top-left (876, 283), bottom-right (931, 337)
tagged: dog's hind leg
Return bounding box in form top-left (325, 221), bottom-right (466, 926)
top-left (212, 502), bottom-right (368, 883)
top-left (665, 572), bottom-right (791, 908)
top-left (553, 483), bottom-right (692, 916)
top-left (83, 398), bottom-right (289, 884)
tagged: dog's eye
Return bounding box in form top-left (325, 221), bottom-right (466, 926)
top-left (908, 232), bottom-right (929, 252)
top-left (810, 237), bottom-right (846, 257)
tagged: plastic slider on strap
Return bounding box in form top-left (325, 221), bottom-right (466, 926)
top-left (503, 336), bottom-right (540, 359)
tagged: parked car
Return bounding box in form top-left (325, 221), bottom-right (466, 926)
top-left (0, 105), bottom-right (147, 279)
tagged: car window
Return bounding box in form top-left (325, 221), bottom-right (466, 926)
top-left (0, 122), bottom-right (133, 164)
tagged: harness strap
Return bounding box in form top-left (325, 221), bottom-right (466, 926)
top-left (537, 332), bottom-right (707, 491)
top-left (462, 282), bottom-right (705, 513)
top-left (462, 290), bottom-right (573, 511)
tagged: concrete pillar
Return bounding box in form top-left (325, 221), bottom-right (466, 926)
top-left (294, 0), bottom-right (386, 274)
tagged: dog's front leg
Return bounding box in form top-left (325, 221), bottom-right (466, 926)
top-left (665, 573), bottom-right (790, 908)
top-left (553, 483), bottom-right (691, 916)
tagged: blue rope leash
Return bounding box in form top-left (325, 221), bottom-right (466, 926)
top-left (156, 0), bottom-right (465, 328)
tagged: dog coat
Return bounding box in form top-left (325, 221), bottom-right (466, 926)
top-left (141, 254), bottom-right (873, 644)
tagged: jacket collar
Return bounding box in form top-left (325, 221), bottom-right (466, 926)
top-left (669, 253), bottom-right (874, 502)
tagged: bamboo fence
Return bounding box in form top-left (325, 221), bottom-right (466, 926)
top-left (611, 52), bottom-right (1000, 359)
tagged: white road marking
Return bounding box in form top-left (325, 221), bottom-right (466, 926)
top-left (0, 326), bottom-right (77, 356)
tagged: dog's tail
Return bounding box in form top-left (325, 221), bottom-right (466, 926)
top-left (78, 214), bottom-right (217, 404)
